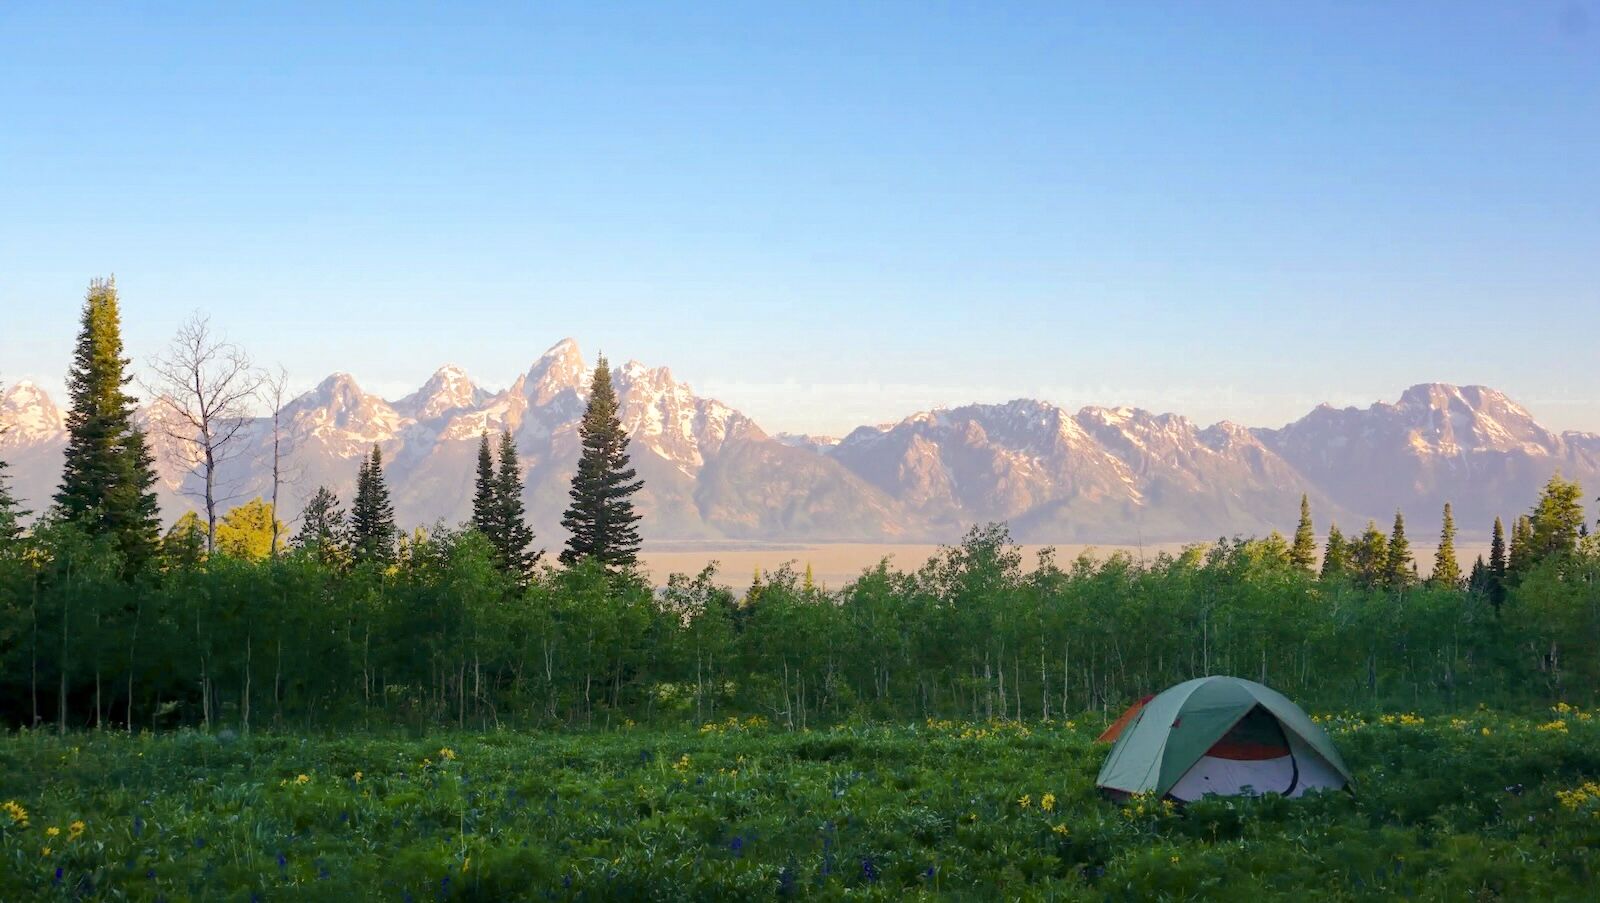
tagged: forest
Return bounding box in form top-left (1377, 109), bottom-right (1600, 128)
top-left (1, 280), bottom-right (1599, 735)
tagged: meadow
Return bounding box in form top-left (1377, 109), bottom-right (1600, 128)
top-left (4, 707), bottom-right (1600, 901)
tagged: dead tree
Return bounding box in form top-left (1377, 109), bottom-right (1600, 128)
top-left (258, 365), bottom-right (300, 556)
top-left (149, 314), bottom-right (263, 552)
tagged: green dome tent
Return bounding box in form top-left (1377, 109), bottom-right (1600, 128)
top-left (1096, 676), bottom-right (1353, 802)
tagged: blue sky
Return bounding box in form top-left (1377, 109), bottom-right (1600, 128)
top-left (2, 2), bottom-right (1597, 435)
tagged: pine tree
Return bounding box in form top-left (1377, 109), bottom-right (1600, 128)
top-left (1320, 522), bottom-right (1348, 580)
top-left (293, 486), bottom-right (349, 566)
top-left (493, 429), bottom-right (539, 576)
top-left (1383, 510), bottom-right (1413, 590)
top-left (560, 357), bottom-right (644, 568)
top-left (1467, 555), bottom-right (1488, 595)
top-left (1488, 515), bottom-right (1509, 607)
top-left (470, 432), bottom-right (500, 539)
top-left (349, 444), bottom-right (396, 565)
top-left (1528, 472), bottom-right (1585, 563)
top-left (1289, 494), bottom-right (1316, 574)
top-left (1349, 521), bottom-right (1388, 588)
top-left (1431, 502), bottom-right (1461, 587)
top-left (53, 277), bottom-right (161, 575)
top-left (1508, 514), bottom-right (1533, 577)
top-left (0, 454), bottom-right (25, 544)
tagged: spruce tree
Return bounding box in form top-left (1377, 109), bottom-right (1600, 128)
top-left (1289, 494), bottom-right (1316, 574)
top-left (1320, 522), bottom-right (1347, 580)
top-left (0, 455), bottom-right (25, 544)
top-left (53, 277), bottom-right (161, 575)
top-left (294, 487), bottom-right (345, 546)
top-left (1528, 472), bottom-right (1585, 562)
top-left (1349, 521), bottom-right (1388, 589)
top-left (1508, 514), bottom-right (1533, 576)
top-left (1383, 510), bottom-right (1413, 590)
top-left (1489, 516), bottom-right (1508, 606)
top-left (560, 357), bottom-right (644, 568)
top-left (470, 432), bottom-right (500, 540)
top-left (493, 429), bottom-right (539, 576)
top-left (349, 444), bottom-right (396, 565)
top-left (1431, 502), bottom-right (1461, 587)
top-left (1467, 555), bottom-right (1488, 595)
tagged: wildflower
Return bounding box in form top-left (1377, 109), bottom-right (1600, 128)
top-left (68, 820), bottom-right (85, 839)
top-left (46, 826), bottom-right (60, 837)
top-left (673, 754), bottom-right (691, 773)
top-left (295, 773), bottom-right (311, 785)
top-left (1481, 727), bottom-right (1492, 736)
top-left (439, 747), bottom-right (457, 761)
top-left (1052, 823), bottom-right (1070, 835)
top-left (41, 846), bottom-right (51, 856)
top-left (354, 771), bottom-right (363, 783)
top-left (462, 856), bottom-right (471, 873)
top-left (1170, 855), bottom-right (1180, 864)
top-left (1538, 720), bottom-right (1569, 733)
top-left (1040, 792), bottom-right (1056, 812)
top-left (2, 800), bottom-right (28, 828)
top-left (1017, 794), bottom-right (1032, 808)
top-left (422, 758), bottom-right (433, 767)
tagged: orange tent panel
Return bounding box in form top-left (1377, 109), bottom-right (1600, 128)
top-left (1097, 694), bottom-right (1155, 743)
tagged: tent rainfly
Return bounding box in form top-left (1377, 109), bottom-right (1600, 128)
top-left (1095, 676), bottom-right (1353, 802)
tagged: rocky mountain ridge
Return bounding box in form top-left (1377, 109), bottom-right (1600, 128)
top-left (3, 343), bottom-right (1594, 544)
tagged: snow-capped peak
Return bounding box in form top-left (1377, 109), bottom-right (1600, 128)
top-left (394, 364), bottom-right (482, 420)
top-left (524, 338), bottom-right (588, 405)
top-left (0, 380), bottom-right (66, 446)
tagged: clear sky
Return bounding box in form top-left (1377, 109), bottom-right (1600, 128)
top-left (3, 2), bottom-right (1597, 436)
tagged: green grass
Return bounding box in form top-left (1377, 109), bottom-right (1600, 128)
top-left (3, 709), bottom-right (1600, 900)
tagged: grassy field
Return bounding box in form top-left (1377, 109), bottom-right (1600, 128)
top-left (3, 709), bottom-right (1599, 900)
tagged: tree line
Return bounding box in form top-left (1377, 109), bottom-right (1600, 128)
top-left (1, 278), bottom-right (1598, 733)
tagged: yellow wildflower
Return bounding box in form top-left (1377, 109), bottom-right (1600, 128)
top-left (1481, 727), bottom-right (1491, 737)
top-left (294, 774), bottom-right (311, 785)
top-left (46, 826), bottom-right (60, 837)
top-left (462, 856), bottom-right (471, 873)
top-left (1017, 794), bottom-right (1032, 808)
top-left (68, 820), bottom-right (85, 839)
top-left (354, 771), bottom-right (363, 783)
top-left (438, 747), bottom-right (457, 761)
top-left (2, 800), bottom-right (28, 828)
top-left (41, 846), bottom-right (51, 857)
top-left (1538, 720), bottom-right (1568, 733)
top-left (1170, 855), bottom-right (1180, 864)
top-left (1040, 793), bottom-right (1057, 813)
top-left (1052, 823), bottom-right (1070, 835)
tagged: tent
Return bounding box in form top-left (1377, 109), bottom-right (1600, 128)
top-left (1095, 676), bottom-right (1353, 802)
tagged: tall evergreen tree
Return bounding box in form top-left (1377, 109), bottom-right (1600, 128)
top-left (1489, 516), bottom-right (1507, 592)
top-left (0, 454), bottom-right (25, 544)
top-left (1431, 502), bottom-right (1461, 587)
top-left (493, 429), bottom-right (539, 576)
top-left (349, 444), bottom-right (396, 565)
top-left (1508, 514), bottom-right (1533, 577)
top-left (470, 432), bottom-right (500, 539)
top-left (1383, 510), bottom-right (1413, 590)
top-left (53, 277), bottom-right (161, 575)
top-left (1289, 494), bottom-right (1317, 574)
top-left (560, 357), bottom-right (644, 568)
top-left (1320, 522), bottom-right (1348, 580)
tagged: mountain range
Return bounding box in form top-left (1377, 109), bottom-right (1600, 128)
top-left (3, 339), bottom-right (1596, 545)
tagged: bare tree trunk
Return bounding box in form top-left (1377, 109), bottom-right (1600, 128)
top-left (148, 314), bottom-right (263, 553)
